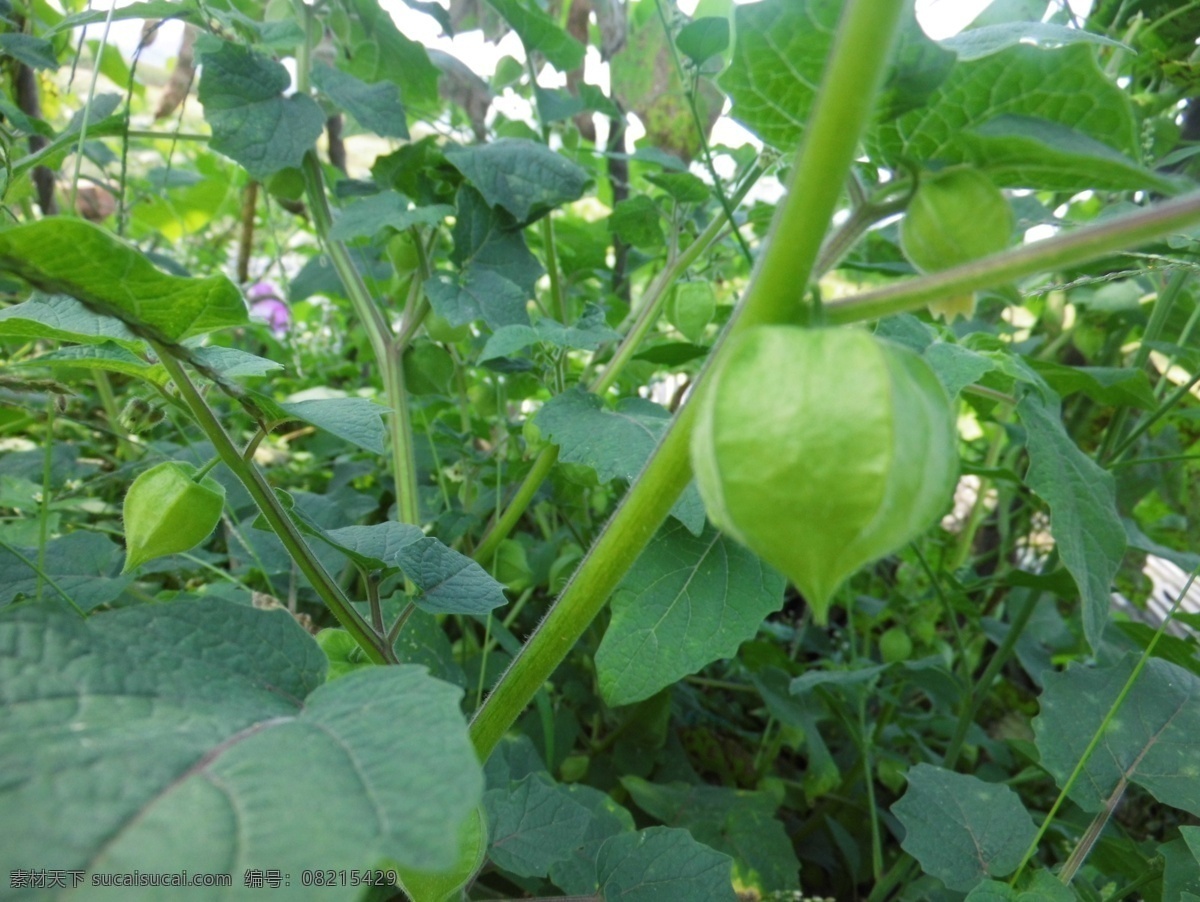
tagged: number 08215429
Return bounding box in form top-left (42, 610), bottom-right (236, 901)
top-left (300, 869), bottom-right (397, 887)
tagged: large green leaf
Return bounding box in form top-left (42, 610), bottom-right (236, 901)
top-left (871, 45), bottom-right (1150, 190)
top-left (548, 785), bottom-right (636, 895)
top-left (965, 872), bottom-right (1076, 901)
top-left (892, 764), bottom-right (1038, 892)
top-left (485, 0), bottom-right (585, 71)
top-left (311, 60), bottom-right (409, 140)
top-left (342, 0), bottom-right (442, 112)
top-left (484, 772), bottom-right (595, 878)
top-left (592, 827), bottom-right (737, 901)
top-left (324, 523), bottom-right (508, 616)
top-left (278, 397), bottom-right (389, 455)
top-left (719, 0), bottom-right (949, 150)
top-left (0, 221), bottom-right (246, 341)
top-left (0, 600), bottom-right (483, 898)
top-left (1035, 655), bottom-right (1200, 817)
top-left (0, 293), bottom-right (139, 347)
top-left (621, 777), bottom-right (800, 894)
top-left (480, 306), bottom-right (620, 362)
top-left (329, 191), bottom-right (453, 242)
top-left (0, 532), bottom-right (130, 611)
top-left (449, 187), bottom-right (543, 294)
top-left (445, 139), bottom-right (592, 225)
top-left (196, 38), bottom-right (325, 180)
top-left (0, 33), bottom-right (58, 69)
top-left (940, 22), bottom-right (1129, 61)
top-left (425, 269), bottom-right (531, 330)
top-left (1017, 391), bottom-right (1125, 651)
top-left (11, 342), bottom-right (160, 381)
top-left (595, 521), bottom-right (786, 706)
top-left (535, 388), bottom-right (706, 534)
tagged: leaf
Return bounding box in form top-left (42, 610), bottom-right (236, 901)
top-left (609, 195), bottom-right (664, 249)
top-left (444, 139), bottom-right (592, 225)
top-left (329, 191), bottom-right (453, 241)
top-left (719, 0), bottom-right (945, 149)
top-left (645, 171), bottom-right (710, 203)
top-left (0, 33), bottom-right (58, 70)
top-left (196, 38), bottom-right (326, 180)
top-left (1034, 655), bottom-right (1200, 817)
top-left (311, 60), bottom-right (409, 140)
top-left (966, 115), bottom-right (1179, 193)
top-left (535, 388), bottom-right (706, 534)
top-left (12, 95), bottom-right (126, 178)
top-left (0, 532), bottom-right (130, 611)
top-left (190, 345), bottom-right (285, 379)
top-left (924, 341), bottom-right (997, 398)
top-left (426, 268), bottom-right (531, 330)
top-left (480, 306), bottom-right (620, 361)
top-left (1026, 360), bottom-right (1157, 408)
top-left (548, 785), bottom-right (637, 895)
top-left (676, 17), bottom-right (730, 65)
top-left (940, 22), bottom-right (1130, 62)
top-left (965, 872), bottom-right (1076, 901)
top-left (322, 523), bottom-right (508, 616)
top-left (1162, 827), bottom-right (1200, 901)
top-left (342, 0), bottom-right (442, 111)
top-left (593, 827), bottom-right (737, 901)
top-left (892, 764), bottom-right (1038, 892)
top-left (790, 663), bottom-right (891, 696)
top-left (1017, 391), bottom-right (1125, 651)
top-left (596, 521), bottom-right (786, 707)
top-left (450, 187), bottom-right (543, 294)
top-left (485, 0), bottom-right (585, 71)
top-left (620, 777), bottom-right (800, 894)
top-left (484, 772), bottom-right (595, 877)
top-left (397, 806), bottom-right (489, 902)
top-left (279, 396), bottom-right (388, 454)
top-left (0, 221), bottom-right (247, 341)
top-left (12, 342), bottom-right (159, 381)
top-left (870, 45), bottom-right (1144, 191)
top-left (0, 600), bottom-right (483, 889)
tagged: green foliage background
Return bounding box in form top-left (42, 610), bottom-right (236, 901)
top-left (3, 0), bottom-right (1200, 899)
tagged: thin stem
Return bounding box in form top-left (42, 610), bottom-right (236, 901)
top-left (942, 587), bottom-right (1040, 770)
top-left (1109, 367), bottom-right (1200, 463)
top-left (541, 216), bottom-right (568, 323)
top-left (154, 344), bottom-right (394, 664)
top-left (68, 0), bottom-right (117, 214)
top-left (824, 192), bottom-right (1200, 324)
top-left (651, 0), bottom-right (753, 265)
top-left (0, 535), bottom-right (85, 615)
top-left (1098, 268), bottom-right (1188, 462)
top-left (469, 0), bottom-right (910, 761)
top-left (473, 445), bottom-right (559, 565)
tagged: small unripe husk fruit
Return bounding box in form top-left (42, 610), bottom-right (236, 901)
top-left (900, 166), bottom-right (1013, 322)
top-left (691, 326), bottom-right (958, 623)
top-left (122, 461), bottom-right (226, 572)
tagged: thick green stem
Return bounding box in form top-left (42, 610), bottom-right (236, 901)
top-left (469, 0), bottom-right (909, 760)
top-left (824, 191), bottom-right (1200, 324)
top-left (300, 153), bottom-right (421, 525)
top-left (154, 345), bottom-right (395, 664)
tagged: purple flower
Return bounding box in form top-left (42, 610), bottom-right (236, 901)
top-left (246, 281), bottom-right (291, 337)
